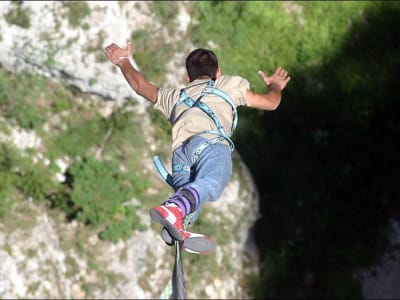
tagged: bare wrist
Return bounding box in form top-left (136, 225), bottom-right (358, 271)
top-left (116, 56), bottom-right (130, 66)
top-left (268, 82), bottom-right (281, 91)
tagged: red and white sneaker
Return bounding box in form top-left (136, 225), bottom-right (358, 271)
top-left (149, 204), bottom-right (185, 241)
top-left (161, 227), bottom-right (216, 254)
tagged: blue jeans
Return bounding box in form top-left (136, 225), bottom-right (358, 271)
top-left (171, 135), bottom-right (232, 223)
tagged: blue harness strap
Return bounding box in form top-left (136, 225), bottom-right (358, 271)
top-left (154, 79), bottom-right (238, 188)
top-left (171, 79), bottom-right (238, 152)
top-left (192, 136), bottom-right (224, 162)
top-left (153, 156), bottom-right (174, 188)
top-left (156, 81), bottom-right (237, 300)
top-left (201, 85), bottom-right (238, 137)
top-left (173, 164), bottom-right (191, 173)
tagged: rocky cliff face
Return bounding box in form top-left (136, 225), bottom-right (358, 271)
top-left (0, 1), bottom-right (259, 298)
top-left (0, 1), bottom-right (180, 102)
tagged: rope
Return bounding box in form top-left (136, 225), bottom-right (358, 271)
top-left (158, 212), bottom-right (194, 299)
top-left (153, 156), bottom-right (197, 299)
top-left (172, 240), bottom-right (185, 299)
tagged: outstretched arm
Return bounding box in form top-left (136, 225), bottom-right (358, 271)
top-left (246, 66), bottom-right (291, 111)
top-left (103, 41), bottom-right (159, 104)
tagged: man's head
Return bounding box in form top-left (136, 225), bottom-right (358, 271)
top-left (185, 48), bottom-right (221, 82)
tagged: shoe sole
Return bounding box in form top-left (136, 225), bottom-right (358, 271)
top-left (150, 208), bottom-right (184, 241)
top-left (161, 227), bottom-right (216, 254)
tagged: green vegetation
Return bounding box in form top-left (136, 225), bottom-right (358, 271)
top-left (189, 1), bottom-right (400, 298)
top-left (1, 1), bottom-right (399, 298)
top-left (62, 1), bottom-right (91, 28)
top-left (0, 67), bottom-right (157, 243)
top-left (45, 45), bottom-right (58, 68)
top-left (0, 144), bottom-right (19, 218)
top-left (130, 1), bottom-right (187, 84)
top-left (4, 1), bottom-right (31, 29)
top-left (65, 157), bottom-right (145, 242)
top-left (0, 68), bottom-right (49, 129)
top-left (148, 1), bottom-right (181, 33)
top-left (85, 30), bottom-right (108, 63)
top-left (0, 67), bottom-right (74, 130)
top-left (130, 28), bottom-right (175, 85)
top-left (0, 140), bottom-right (59, 223)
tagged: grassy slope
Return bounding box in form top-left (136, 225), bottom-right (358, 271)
top-left (189, 1), bottom-right (400, 298)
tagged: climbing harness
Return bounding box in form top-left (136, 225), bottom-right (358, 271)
top-left (153, 156), bottom-right (174, 188)
top-left (170, 79), bottom-right (238, 152)
top-left (156, 79), bottom-right (238, 180)
top-left (154, 79), bottom-right (237, 299)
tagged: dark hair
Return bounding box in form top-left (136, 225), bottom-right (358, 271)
top-left (185, 48), bottom-right (218, 82)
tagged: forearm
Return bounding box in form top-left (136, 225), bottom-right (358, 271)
top-left (247, 66), bottom-right (290, 110)
top-left (265, 83), bottom-right (282, 109)
top-left (117, 58), bottom-right (158, 103)
top-left (247, 83), bottom-right (282, 111)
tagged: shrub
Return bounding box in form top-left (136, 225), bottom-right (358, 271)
top-left (0, 142), bottom-right (57, 218)
top-left (0, 144), bottom-right (22, 218)
top-left (64, 156), bottom-right (146, 242)
top-left (0, 68), bottom-right (49, 130)
top-left (0, 189), bottom-right (16, 218)
top-left (4, 2), bottom-right (31, 29)
top-left (99, 219), bottom-right (133, 243)
top-left (50, 116), bottom-right (106, 157)
top-left (67, 157), bottom-right (129, 225)
top-left (63, 1), bottom-right (91, 27)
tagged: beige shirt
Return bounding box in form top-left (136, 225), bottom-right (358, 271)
top-left (154, 75), bottom-right (250, 151)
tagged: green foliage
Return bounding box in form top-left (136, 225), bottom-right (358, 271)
top-left (148, 107), bottom-right (171, 142)
top-left (0, 67), bottom-right (151, 242)
top-left (67, 157), bottom-right (131, 225)
top-left (45, 44), bottom-right (58, 68)
top-left (64, 157), bottom-right (146, 242)
top-left (99, 219), bottom-right (133, 243)
top-left (13, 100), bottom-right (48, 129)
top-left (130, 1), bottom-right (188, 84)
top-left (2, 1), bottom-right (398, 295)
top-left (0, 182), bottom-right (16, 218)
top-left (149, 1), bottom-right (180, 32)
top-left (0, 68), bottom-right (74, 129)
top-left (48, 101), bottom-right (146, 161)
top-left (17, 161), bottom-right (57, 201)
top-left (85, 30), bottom-right (107, 63)
top-left (0, 142), bottom-right (57, 213)
top-left (4, 1), bottom-right (31, 28)
top-left (0, 193), bottom-right (14, 218)
top-left (52, 87), bottom-right (73, 113)
top-left (192, 1), bottom-right (400, 298)
top-left (252, 248), bottom-right (295, 299)
top-left (101, 107), bottom-right (147, 160)
top-left (50, 114), bottom-right (106, 157)
top-left (130, 29), bottom-right (176, 85)
top-left (0, 144), bottom-right (21, 217)
top-left (63, 1), bottom-right (91, 27)
top-left (191, 1), bottom-right (372, 91)
top-left (0, 68), bottom-right (49, 129)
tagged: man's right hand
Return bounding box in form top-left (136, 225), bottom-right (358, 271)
top-left (103, 41), bottom-right (132, 65)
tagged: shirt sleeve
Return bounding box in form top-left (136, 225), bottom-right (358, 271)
top-left (235, 76), bottom-right (250, 106)
top-left (153, 87), bottom-right (180, 119)
top-left (216, 75), bottom-right (250, 107)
